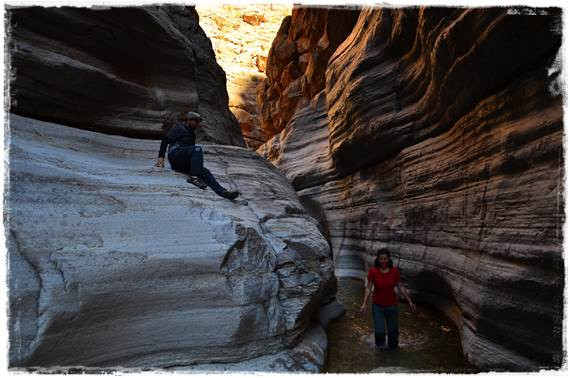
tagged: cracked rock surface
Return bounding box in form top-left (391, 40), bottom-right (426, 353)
top-left (7, 114), bottom-right (335, 370)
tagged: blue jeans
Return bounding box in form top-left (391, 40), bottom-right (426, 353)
top-left (168, 145), bottom-right (226, 194)
top-left (372, 304), bottom-right (399, 348)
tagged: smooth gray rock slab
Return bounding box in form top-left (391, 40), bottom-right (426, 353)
top-left (16, 323), bottom-right (329, 374)
top-left (6, 114), bottom-right (334, 370)
top-left (317, 300), bottom-right (345, 329)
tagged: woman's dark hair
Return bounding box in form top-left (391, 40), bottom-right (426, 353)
top-left (374, 248), bottom-right (393, 269)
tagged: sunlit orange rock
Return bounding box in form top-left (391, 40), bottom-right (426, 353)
top-left (256, 55), bottom-right (267, 72)
top-left (197, 4), bottom-right (292, 149)
top-left (243, 12), bottom-right (267, 26)
top-left (258, 6), bottom-right (360, 139)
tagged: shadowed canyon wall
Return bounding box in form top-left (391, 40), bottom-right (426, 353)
top-left (7, 5), bottom-right (244, 145)
top-left (259, 7), bottom-right (563, 370)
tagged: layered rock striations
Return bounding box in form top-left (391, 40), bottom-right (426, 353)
top-left (7, 114), bottom-right (335, 371)
top-left (326, 7), bottom-right (562, 174)
top-left (259, 7), bottom-right (563, 370)
top-left (257, 6), bottom-right (360, 138)
top-left (7, 6), bottom-right (243, 146)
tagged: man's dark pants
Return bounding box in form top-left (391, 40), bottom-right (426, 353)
top-left (168, 145), bottom-right (226, 194)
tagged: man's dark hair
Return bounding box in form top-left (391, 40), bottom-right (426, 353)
top-left (161, 111), bottom-right (186, 133)
top-left (374, 248), bottom-right (393, 269)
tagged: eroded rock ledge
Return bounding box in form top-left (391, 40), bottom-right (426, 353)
top-left (7, 5), bottom-right (243, 146)
top-left (7, 114), bottom-right (335, 371)
top-left (259, 7), bottom-right (563, 371)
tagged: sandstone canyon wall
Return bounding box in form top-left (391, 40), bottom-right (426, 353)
top-left (6, 6), bottom-right (336, 371)
top-left (259, 7), bottom-right (563, 370)
top-left (7, 5), bottom-right (244, 146)
top-left (257, 6), bottom-right (360, 138)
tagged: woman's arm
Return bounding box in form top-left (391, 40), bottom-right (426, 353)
top-left (398, 281), bottom-right (416, 312)
top-left (360, 282), bottom-right (374, 314)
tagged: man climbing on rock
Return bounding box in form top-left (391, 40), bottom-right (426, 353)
top-left (155, 111), bottom-right (240, 200)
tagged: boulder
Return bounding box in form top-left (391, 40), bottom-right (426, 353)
top-left (231, 107), bottom-right (267, 150)
top-left (6, 6), bottom-right (243, 146)
top-left (243, 13), bottom-right (267, 26)
top-left (316, 300), bottom-right (345, 329)
top-left (256, 55), bottom-right (268, 72)
top-left (7, 114), bottom-right (335, 370)
top-left (259, 7), bottom-right (563, 370)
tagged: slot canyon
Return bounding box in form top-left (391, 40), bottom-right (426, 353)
top-left (4, 3), bottom-right (564, 373)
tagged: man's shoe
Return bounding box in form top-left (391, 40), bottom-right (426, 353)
top-left (187, 176), bottom-right (207, 189)
top-left (219, 190), bottom-right (239, 200)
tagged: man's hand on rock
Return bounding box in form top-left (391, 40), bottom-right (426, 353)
top-left (155, 158), bottom-right (164, 168)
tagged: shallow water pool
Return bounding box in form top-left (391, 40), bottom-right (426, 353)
top-left (325, 278), bottom-right (478, 373)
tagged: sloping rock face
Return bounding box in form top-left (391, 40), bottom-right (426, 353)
top-left (257, 6), bottom-right (360, 138)
top-left (7, 6), bottom-right (244, 146)
top-left (259, 7), bottom-right (563, 371)
top-left (7, 114), bottom-right (335, 370)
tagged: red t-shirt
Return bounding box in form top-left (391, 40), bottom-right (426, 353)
top-left (367, 266), bottom-right (401, 306)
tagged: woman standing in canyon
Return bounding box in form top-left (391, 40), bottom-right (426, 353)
top-left (360, 249), bottom-right (416, 349)
top-left (155, 111), bottom-right (240, 200)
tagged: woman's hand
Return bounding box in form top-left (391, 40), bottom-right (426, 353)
top-left (398, 282), bottom-right (416, 313)
top-left (361, 282), bottom-right (372, 315)
top-left (155, 157), bottom-right (165, 168)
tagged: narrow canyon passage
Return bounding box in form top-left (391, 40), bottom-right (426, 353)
top-left (193, 4), bottom-right (563, 371)
top-left (196, 4), bottom-right (292, 149)
top-left (256, 5), bottom-right (563, 371)
top-left (5, 4), bottom-right (563, 373)
top-left (196, 6), bottom-right (479, 371)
